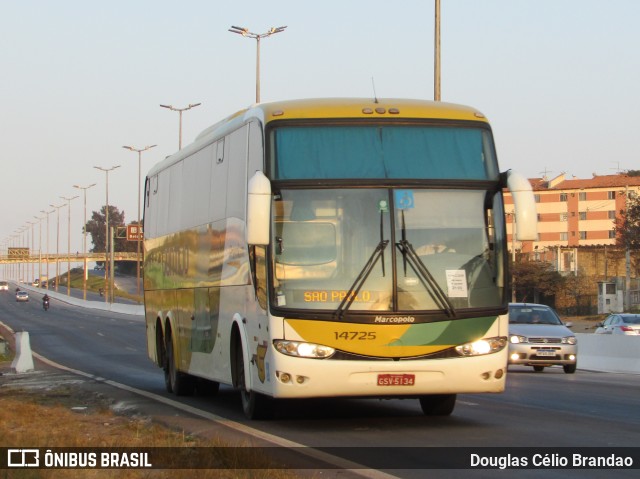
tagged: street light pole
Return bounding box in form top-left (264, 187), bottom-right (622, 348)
top-left (94, 165), bottom-right (120, 303)
top-left (122, 145), bottom-right (156, 298)
top-left (228, 25), bottom-right (287, 103)
top-left (73, 183), bottom-right (96, 300)
top-left (41, 209), bottom-right (54, 289)
top-left (33, 215), bottom-right (44, 286)
top-left (60, 195), bottom-right (79, 296)
top-left (159, 104), bottom-right (201, 150)
top-left (26, 221), bottom-right (36, 284)
top-left (434, 0), bottom-right (441, 101)
top-left (49, 203), bottom-right (65, 292)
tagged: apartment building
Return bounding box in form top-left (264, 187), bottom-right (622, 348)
top-left (503, 173), bottom-right (640, 312)
top-left (504, 173), bottom-right (640, 253)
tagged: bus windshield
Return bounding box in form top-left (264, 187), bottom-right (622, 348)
top-left (271, 187), bottom-right (506, 316)
top-left (270, 124), bottom-right (499, 180)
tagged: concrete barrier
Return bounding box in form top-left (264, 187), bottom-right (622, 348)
top-left (575, 333), bottom-right (640, 374)
top-left (11, 331), bottom-right (35, 373)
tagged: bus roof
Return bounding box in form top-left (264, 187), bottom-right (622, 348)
top-left (147, 98), bottom-right (489, 178)
top-left (255, 98), bottom-right (489, 123)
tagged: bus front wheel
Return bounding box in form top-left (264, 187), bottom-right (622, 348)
top-left (419, 394), bottom-right (456, 416)
top-left (235, 339), bottom-right (273, 419)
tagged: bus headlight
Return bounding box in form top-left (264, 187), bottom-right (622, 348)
top-left (455, 337), bottom-right (507, 357)
top-left (274, 340), bottom-right (335, 359)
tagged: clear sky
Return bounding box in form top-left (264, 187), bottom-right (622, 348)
top-left (1, 0), bottom-right (639, 258)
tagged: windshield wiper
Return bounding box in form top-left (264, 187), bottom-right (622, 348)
top-left (335, 210), bottom-right (388, 320)
top-left (396, 212), bottom-right (456, 318)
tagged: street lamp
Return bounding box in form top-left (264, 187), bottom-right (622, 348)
top-left (159, 104), bottom-right (201, 150)
top-left (73, 183), bottom-right (96, 300)
top-left (60, 195), bottom-right (79, 296)
top-left (26, 221), bottom-right (36, 284)
top-left (41, 209), bottom-right (54, 289)
top-left (13, 229), bottom-right (22, 283)
top-left (49, 203), bottom-right (65, 292)
top-left (12, 232), bottom-right (23, 281)
top-left (94, 165), bottom-right (121, 303)
top-left (228, 25), bottom-right (287, 103)
top-left (122, 145), bottom-right (156, 298)
top-left (33, 215), bottom-right (44, 286)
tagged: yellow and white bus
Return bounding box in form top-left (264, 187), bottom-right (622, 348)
top-left (143, 98), bottom-right (537, 419)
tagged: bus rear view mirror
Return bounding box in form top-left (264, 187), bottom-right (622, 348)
top-left (247, 170), bottom-right (272, 245)
top-left (505, 170), bottom-right (538, 241)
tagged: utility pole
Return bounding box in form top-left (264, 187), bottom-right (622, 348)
top-left (434, 0), bottom-right (441, 101)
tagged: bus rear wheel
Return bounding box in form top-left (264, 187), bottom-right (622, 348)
top-left (164, 332), bottom-right (195, 396)
top-left (419, 394), bottom-right (456, 416)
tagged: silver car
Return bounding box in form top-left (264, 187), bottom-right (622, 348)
top-left (595, 314), bottom-right (640, 336)
top-left (508, 303), bottom-right (577, 374)
top-left (16, 290), bottom-right (29, 302)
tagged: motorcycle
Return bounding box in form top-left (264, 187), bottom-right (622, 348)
top-left (43, 298), bottom-right (50, 311)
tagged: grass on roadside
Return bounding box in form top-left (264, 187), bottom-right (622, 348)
top-left (50, 270), bottom-right (142, 303)
top-left (0, 341), bottom-right (299, 479)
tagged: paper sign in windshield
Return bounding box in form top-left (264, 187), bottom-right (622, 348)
top-left (446, 270), bottom-right (468, 298)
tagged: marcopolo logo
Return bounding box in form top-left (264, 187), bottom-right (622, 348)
top-left (374, 315), bottom-right (416, 324)
top-left (8, 449), bottom-right (40, 467)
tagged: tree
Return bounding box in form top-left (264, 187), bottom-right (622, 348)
top-left (616, 194), bottom-right (640, 251)
top-left (558, 269), bottom-right (595, 316)
top-left (511, 258), bottom-right (564, 304)
top-left (85, 205), bottom-right (126, 253)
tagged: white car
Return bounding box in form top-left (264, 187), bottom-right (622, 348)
top-left (0, 281), bottom-right (8, 291)
top-left (595, 314), bottom-right (640, 335)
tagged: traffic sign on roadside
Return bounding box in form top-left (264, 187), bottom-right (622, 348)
top-left (126, 224), bottom-right (143, 241)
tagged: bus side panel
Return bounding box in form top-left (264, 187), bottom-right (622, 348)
top-left (175, 288), bottom-right (195, 374)
top-left (183, 286), bottom-right (231, 386)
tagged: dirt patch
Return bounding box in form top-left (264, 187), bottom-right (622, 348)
top-left (561, 315), bottom-right (605, 333)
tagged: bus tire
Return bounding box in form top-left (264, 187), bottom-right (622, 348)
top-left (235, 338), bottom-right (273, 419)
top-left (419, 394), bottom-right (456, 416)
top-left (165, 328), bottom-right (195, 396)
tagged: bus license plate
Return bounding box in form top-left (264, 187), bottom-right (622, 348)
top-left (536, 350), bottom-right (556, 357)
top-left (377, 374), bottom-right (415, 386)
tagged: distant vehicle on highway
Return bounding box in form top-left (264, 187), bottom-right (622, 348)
top-left (508, 303), bottom-right (577, 374)
top-left (0, 280), bottom-right (8, 291)
top-left (16, 290), bottom-right (29, 302)
top-left (595, 314), bottom-right (640, 336)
